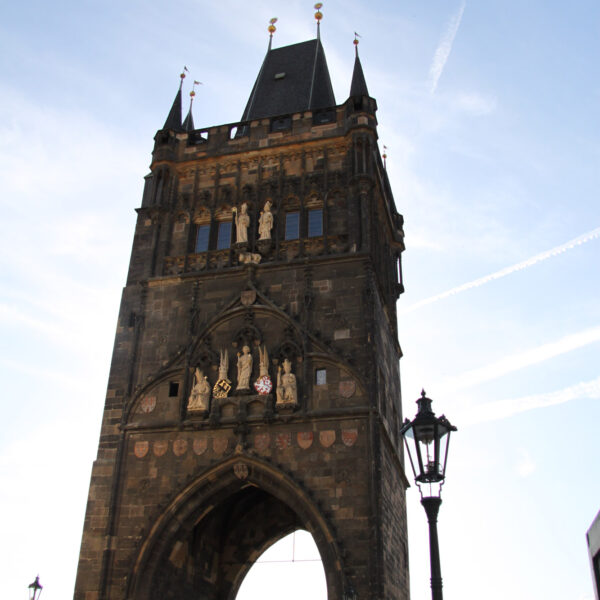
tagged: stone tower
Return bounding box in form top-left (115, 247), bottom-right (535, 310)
top-left (74, 26), bottom-right (408, 600)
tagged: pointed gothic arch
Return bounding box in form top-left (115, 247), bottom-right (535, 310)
top-left (126, 455), bottom-right (348, 600)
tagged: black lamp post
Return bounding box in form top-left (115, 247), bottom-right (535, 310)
top-left (28, 576), bottom-right (43, 600)
top-left (400, 390), bottom-right (456, 600)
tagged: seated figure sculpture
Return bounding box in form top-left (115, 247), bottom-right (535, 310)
top-left (276, 358), bottom-right (297, 405)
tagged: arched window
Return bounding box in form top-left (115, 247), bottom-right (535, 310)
top-left (236, 530), bottom-right (327, 600)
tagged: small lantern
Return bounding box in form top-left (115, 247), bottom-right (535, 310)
top-left (400, 390), bottom-right (456, 498)
top-left (28, 576), bottom-right (43, 600)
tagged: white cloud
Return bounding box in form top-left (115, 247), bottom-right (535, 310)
top-left (444, 326), bottom-right (600, 392)
top-left (454, 91), bottom-right (497, 115)
top-left (429, 0), bottom-right (466, 94)
top-left (461, 376), bottom-right (600, 426)
top-left (516, 449), bottom-right (536, 478)
top-left (400, 226), bottom-right (600, 314)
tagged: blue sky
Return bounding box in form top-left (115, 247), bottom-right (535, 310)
top-left (1, 1), bottom-right (599, 599)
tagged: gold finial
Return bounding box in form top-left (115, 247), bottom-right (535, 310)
top-left (179, 66), bottom-right (188, 90)
top-left (353, 31), bottom-right (361, 56)
top-left (383, 145), bottom-right (388, 169)
top-left (268, 17), bottom-right (278, 50)
top-left (190, 80), bottom-right (202, 101)
top-left (314, 3), bottom-right (323, 22)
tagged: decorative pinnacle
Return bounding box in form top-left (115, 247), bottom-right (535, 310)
top-left (353, 31), bottom-right (361, 56)
top-left (179, 65), bottom-right (189, 90)
top-left (190, 80), bottom-right (202, 100)
top-left (421, 388), bottom-right (427, 398)
top-left (268, 17), bottom-right (277, 50)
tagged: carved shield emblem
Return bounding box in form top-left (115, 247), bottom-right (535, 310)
top-left (342, 429), bottom-right (358, 447)
top-left (233, 463), bottom-right (249, 480)
top-left (193, 437), bottom-right (208, 455)
top-left (254, 375), bottom-right (273, 395)
top-left (173, 438), bottom-right (188, 456)
top-left (297, 431), bottom-right (314, 449)
top-left (275, 432), bottom-right (291, 450)
top-left (213, 379), bottom-right (232, 399)
top-left (213, 437), bottom-right (228, 455)
top-left (254, 433), bottom-right (270, 452)
top-left (134, 441), bottom-right (149, 458)
top-left (139, 395), bottom-right (156, 414)
top-left (241, 290), bottom-right (256, 306)
top-left (319, 430), bottom-right (336, 448)
top-left (339, 380), bottom-right (356, 399)
top-left (153, 440), bottom-right (168, 457)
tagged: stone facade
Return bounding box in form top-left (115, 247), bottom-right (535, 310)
top-left (74, 51), bottom-right (408, 599)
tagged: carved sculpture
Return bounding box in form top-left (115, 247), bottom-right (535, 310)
top-left (188, 367), bottom-right (210, 411)
top-left (233, 202), bottom-right (250, 244)
top-left (236, 345), bottom-right (253, 390)
top-left (254, 345), bottom-right (273, 395)
top-left (213, 349), bottom-right (232, 398)
top-left (258, 200), bottom-right (273, 240)
top-left (238, 252), bottom-right (262, 265)
top-left (276, 358), bottom-right (297, 405)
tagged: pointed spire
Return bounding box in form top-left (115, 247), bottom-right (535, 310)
top-left (183, 80), bottom-right (201, 132)
top-left (268, 18), bottom-right (277, 51)
top-left (163, 68), bottom-right (187, 131)
top-left (349, 35), bottom-right (369, 98)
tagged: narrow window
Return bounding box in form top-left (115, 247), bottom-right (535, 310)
top-left (315, 369), bottom-right (327, 385)
top-left (216, 221), bottom-right (232, 249)
top-left (195, 224), bottom-right (210, 253)
top-left (285, 212), bottom-right (299, 240)
top-left (168, 382), bottom-right (179, 397)
top-left (308, 209), bottom-right (323, 237)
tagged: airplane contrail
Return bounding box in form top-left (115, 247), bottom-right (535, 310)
top-left (429, 0), bottom-right (466, 94)
top-left (400, 226), bottom-right (600, 314)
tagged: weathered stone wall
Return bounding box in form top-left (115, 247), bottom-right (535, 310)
top-left (74, 95), bottom-right (409, 599)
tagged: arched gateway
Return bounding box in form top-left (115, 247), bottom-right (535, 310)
top-left (74, 18), bottom-right (409, 600)
top-left (128, 456), bottom-right (344, 600)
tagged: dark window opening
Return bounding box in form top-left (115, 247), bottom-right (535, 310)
top-left (308, 209), bottom-right (323, 237)
top-left (216, 221), bottom-right (232, 249)
top-left (285, 212), bottom-right (299, 240)
top-left (195, 224), bottom-right (210, 253)
top-left (315, 369), bottom-right (327, 385)
top-left (168, 382), bottom-right (179, 397)
top-left (271, 117), bottom-right (292, 132)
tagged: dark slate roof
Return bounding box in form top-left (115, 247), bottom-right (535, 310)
top-left (163, 88), bottom-right (182, 131)
top-left (349, 54), bottom-right (369, 98)
top-left (182, 104), bottom-right (195, 131)
top-left (241, 39), bottom-right (336, 121)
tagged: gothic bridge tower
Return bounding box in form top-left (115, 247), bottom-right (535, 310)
top-left (75, 22), bottom-right (408, 600)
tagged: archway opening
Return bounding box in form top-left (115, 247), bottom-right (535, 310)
top-left (236, 530), bottom-right (327, 600)
top-left (130, 458), bottom-right (346, 600)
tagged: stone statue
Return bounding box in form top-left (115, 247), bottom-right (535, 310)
top-left (236, 345), bottom-right (253, 390)
top-left (188, 367), bottom-right (210, 411)
top-left (258, 200), bottom-right (273, 240)
top-left (233, 202), bottom-right (250, 244)
top-left (276, 358), bottom-right (297, 405)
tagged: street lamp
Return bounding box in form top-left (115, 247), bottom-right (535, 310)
top-left (28, 576), bottom-right (43, 600)
top-left (400, 390), bottom-right (456, 600)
